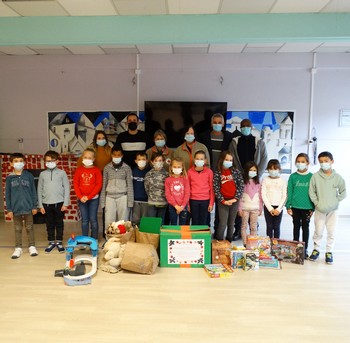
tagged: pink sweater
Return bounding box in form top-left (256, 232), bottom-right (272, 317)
top-left (187, 167), bottom-right (214, 207)
top-left (239, 180), bottom-right (263, 212)
top-left (165, 176), bottom-right (190, 208)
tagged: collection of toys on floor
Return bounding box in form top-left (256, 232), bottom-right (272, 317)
top-left (55, 219), bottom-right (305, 286)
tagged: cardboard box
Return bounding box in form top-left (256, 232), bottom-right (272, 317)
top-left (211, 240), bottom-right (231, 265)
top-left (243, 250), bottom-right (259, 271)
top-left (246, 235), bottom-right (271, 260)
top-left (230, 250), bottom-right (245, 269)
top-left (160, 225), bottom-right (211, 268)
top-left (204, 264), bottom-right (234, 278)
top-left (271, 239), bottom-right (305, 265)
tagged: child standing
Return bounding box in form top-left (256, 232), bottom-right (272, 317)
top-left (187, 150), bottom-right (214, 226)
top-left (73, 148), bottom-right (102, 240)
top-left (286, 153), bottom-right (314, 258)
top-left (213, 151), bottom-right (244, 241)
top-left (144, 153), bottom-right (169, 224)
top-left (100, 146), bottom-right (134, 230)
top-left (261, 159), bottom-right (287, 239)
top-left (5, 153), bottom-right (38, 259)
top-left (308, 151), bottom-right (346, 264)
top-left (165, 157), bottom-right (190, 225)
top-left (238, 161), bottom-right (263, 245)
top-left (37, 151), bottom-right (70, 253)
top-left (132, 152), bottom-right (150, 225)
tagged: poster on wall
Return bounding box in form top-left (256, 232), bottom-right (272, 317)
top-left (47, 111), bottom-right (145, 155)
top-left (226, 111), bottom-right (294, 173)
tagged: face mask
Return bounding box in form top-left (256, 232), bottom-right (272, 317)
top-left (241, 127), bottom-right (251, 136)
top-left (296, 163), bottom-right (307, 171)
top-left (172, 167), bottom-right (182, 175)
top-left (46, 162), bottom-right (57, 169)
top-left (185, 134), bottom-right (195, 143)
top-left (137, 160), bottom-right (147, 168)
top-left (112, 157), bottom-right (122, 164)
top-left (320, 162), bottom-right (331, 171)
top-left (13, 162), bottom-right (25, 171)
top-left (212, 124), bottom-right (222, 132)
top-left (155, 140), bottom-right (165, 148)
top-left (249, 171), bottom-right (257, 178)
top-left (82, 159), bottom-right (94, 167)
top-left (96, 139), bottom-right (106, 147)
top-left (223, 161), bottom-right (233, 169)
top-left (268, 170), bottom-right (280, 177)
top-left (194, 160), bottom-right (205, 168)
top-left (153, 161), bottom-right (163, 169)
top-left (128, 122), bottom-right (138, 131)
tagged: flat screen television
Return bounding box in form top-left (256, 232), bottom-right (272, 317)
top-left (144, 101), bottom-right (227, 148)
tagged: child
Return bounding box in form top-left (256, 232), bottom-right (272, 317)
top-left (132, 152), bottom-right (150, 225)
top-left (5, 153), bottom-right (38, 259)
top-left (187, 150), bottom-right (214, 226)
top-left (165, 157), bottom-right (190, 225)
top-left (238, 161), bottom-right (263, 245)
top-left (37, 150), bottom-right (70, 253)
top-left (308, 151), bottom-right (346, 264)
top-left (261, 159), bottom-right (287, 239)
top-left (73, 148), bottom-right (102, 240)
top-left (286, 153), bottom-right (314, 258)
top-left (144, 153), bottom-right (169, 224)
top-left (100, 146), bottom-right (134, 231)
top-left (213, 151), bottom-right (244, 241)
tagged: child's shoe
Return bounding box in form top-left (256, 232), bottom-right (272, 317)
top-left (325, 252), bottom-right (333, 264)
top-left (56, 241), bottom-right (65, 253)
top-left (45, 241), bottom-right (56, 254)
top-left (309, 249), bottom-right (320, 262)
top-left (11, 247), bottom-right (22, 259)
top-left (29, 246), bottom-right (39, 257)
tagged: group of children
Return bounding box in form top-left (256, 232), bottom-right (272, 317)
top-left (5, 146), bottom-right (346, 265)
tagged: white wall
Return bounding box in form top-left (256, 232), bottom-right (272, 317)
top-left (0, 53), bottom-right (349, 214)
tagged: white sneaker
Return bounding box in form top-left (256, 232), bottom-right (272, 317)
top-left (29, 246), bottom-right (38, 257)
top-left (11, 247), bottom-right (22, 259)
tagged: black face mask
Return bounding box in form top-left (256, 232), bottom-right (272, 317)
top-left (128, 122), bottom-right (138, 131)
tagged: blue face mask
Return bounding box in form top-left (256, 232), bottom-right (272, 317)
top-left (212, 124), bottom-right (222, 132)
top-left (241, 127), bottom-right (251, 136)
top-left (296, 163), bottom-right (307, 171)
top-left (194, 160), bottom-right (205, 168)
top-left (155, 140), bottom-right (165, 148)
top-left (249, 171), bottom-right (257, 178)
top-left (185, 134), bottom-right (195, 143)
top-left (223, 161), bottom-right (233, 169)
top-left (96, 139), bottom-right (106, 147)
top-left (268, 170), bottom-right (280, 177)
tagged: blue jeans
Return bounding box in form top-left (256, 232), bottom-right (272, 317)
top-left (190, 199), bottom-right (209, 226)
top-left (146, 205), bottom-right (167, 225)
top-left (168, 205), bottom-right (188, 225)
top-left (78, 198), bottom-right (99, 239)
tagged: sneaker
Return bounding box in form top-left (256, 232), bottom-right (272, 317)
top-left (325, 252), bottom-right (333, 264)
top-left (305, 251), bottom-right (309, 260)
top-left (45, 242), bottom-right (56, 254)
top-left (11, 247), bottom-right (22, 259)
top-left (29, 246), bottom-right (38, 257)
top-left (56, 241), bottom-right (65, 253)
top-left (309, 249), bottom-right (320, 262)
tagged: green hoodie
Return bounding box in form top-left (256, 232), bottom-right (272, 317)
top-left (309, 169), bottom-right (347, 213)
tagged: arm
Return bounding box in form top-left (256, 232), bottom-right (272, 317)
top-left (73, 168), bottom-right (83, 200)
top-left (29, 173), bottom-right (38, 214)
top-left (99, 167), bottom-right (108, 208)
top-left (165, 178), bottom-right (177, 207)
top-left (233, 169), bottom-right (244, 200)
top-left (208, 169), bottom-right (214, 210)
top-left (86, 168), bottom-right (103, 200)
top-left (337, 175), bottom-right (347, 202)
top-left (37, 172), bottom-right (44, 209)
top-left (182, 177), bottom-right (191, 208)
top-left (5, 177), bottom-right (13, 214)
top-left (261, 178), bottom-right (273, 211)
top-left (286, 174), bottom-right (294, 213)
top-left (126, 167), bottom-right (134, 208)
top-left (62, 171), bottom-right (70, 209)
top-left (276, 178), bottom-right (287, 212)
top-left (213, 170), bottom-right (224, 204)
top-left (256, 139), bottom-right (268, 176)
top-left (308, 175), bottom-right (318, 206)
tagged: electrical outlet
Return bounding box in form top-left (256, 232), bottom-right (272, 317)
top-left (18, 138), bottom-right (23, 143)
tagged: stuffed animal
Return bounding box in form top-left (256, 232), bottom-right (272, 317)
top-left (99, 237), bottom-right (126, 274)
top-left (106, 220), bottom-right (134, 236)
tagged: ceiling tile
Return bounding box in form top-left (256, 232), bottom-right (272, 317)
top-left (29, 46), bottom-right (72, 55)
top-left (243, 47), bottom-right (281, 53)
top-left (112, 0), bottom-right (167, 15)
top-left (3, 0), bottom-right (69, 16)
top-left (271, 0), bottom-right (330, 13)
top-left (65, 45), bottom-right (106, 55)
top-left (278, 42), bottom-right (322, 52)
top-left (57, 0), bottom-right (117, 16)
top-left (321, 0), bottom-right (350, 12)
top-left (208, 44), bottom-right (245, 53)
top-left (0, 2), bottom-right (20, 16)
top-left (173, 44), bottom-right (209, 54)
top-left (100, 45), bottom-right (139, 54)
top-left (168, 0), bottom-right (221, 14)
top-left (137, 45), bottom-right (172, 53)
top-left (220, 0), bottom-right (275, 14)
top-left (0, 46), bottom-right (37, 55)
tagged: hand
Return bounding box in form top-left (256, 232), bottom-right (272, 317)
top-left (175, 205), bottom-right (183, 212)
top-left (208, 205), bottom-right (213, 212)
top-left (61, 205), bottom-right (67, 212)
top-left (238, 211), bottom-right (243, 217)
top-left (273, 209), bottom-right (280, 216)
top-left (7, 212), bottom-right (13, 220)
top-left (81, 196), bottom-right (88, 203)
top-left (40, 207), bottom-right (46, 215)
top-left (259, 211), bottom-right (262, 216)
top-left (32, 209), bottom-right (38, 215)
top-left (287, 209), bottom-right (293, 216)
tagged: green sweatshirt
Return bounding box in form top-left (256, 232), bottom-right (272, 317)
top-left (309, 169), bottom-right (347, 213)
top-left (286, 172), bottom-right (314, 210)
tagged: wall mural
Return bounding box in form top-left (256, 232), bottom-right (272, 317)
top-left (226, 111), bottom-right (294, 173)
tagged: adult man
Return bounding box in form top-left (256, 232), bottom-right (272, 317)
top-left (229, 118), bottom-right (268, 240)
top-left (114, 113), bottom-right (152, 169)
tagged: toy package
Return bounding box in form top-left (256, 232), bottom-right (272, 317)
top-left (271, 239), bottom-right (305, 265)
top-left (230, 249), bottom-right (245, 269)
top-left (246, 235), bottom-right (271, 259)
top-left (259, 256), bottom-right (281, 270)
top-left (204, 264), bottom-right (235, 278)
top-left (243, 250), bottom-right (259, 271)
top-left (211, 240), bottom-right (231, 265)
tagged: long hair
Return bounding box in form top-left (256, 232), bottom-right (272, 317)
top-left (169, 157), bottom-right (187, 177)
top-left (243, 161), bottom-right (259, 184)
top-left (217, 150), bottom-right (233, 172)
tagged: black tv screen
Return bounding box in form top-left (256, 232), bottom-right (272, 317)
top-left (144, 101), bottom-right (227, 148)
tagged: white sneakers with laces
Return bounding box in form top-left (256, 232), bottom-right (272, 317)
top-left (11, 247), bottom-right (23, 259)
top-left (28, 246), bottom-right (38, 257)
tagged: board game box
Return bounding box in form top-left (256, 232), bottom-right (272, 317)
top-left (271, 239), bottom-right (305, 265)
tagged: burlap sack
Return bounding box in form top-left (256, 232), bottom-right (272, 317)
top-left (135, 228), bottom-right (160, 250)
top-left (106, 226), bottom-right (136, 244)
top-left (121, 241), bottom-right (159, 275)
top-left (211, 239), bottom-right (231, 265)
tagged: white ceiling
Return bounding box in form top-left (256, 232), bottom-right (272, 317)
top-left (1, 0), bottom-right (350, 55)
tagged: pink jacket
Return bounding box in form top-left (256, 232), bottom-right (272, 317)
top-left (187, 167), bottom-right (214, 207)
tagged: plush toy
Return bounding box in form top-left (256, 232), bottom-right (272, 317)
top-left (99, 237), bottom-right (126, 274)
top-left (106, 220), bottom-right (134, 236)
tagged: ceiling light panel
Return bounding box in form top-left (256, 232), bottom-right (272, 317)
top-left (112, 0), bottom-right (167, 15)
top-left (57, 0), bottom-right (117, 16)
top-left (3, 0), bottom-right (69, 16)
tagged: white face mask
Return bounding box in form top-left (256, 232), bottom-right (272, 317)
top-left (82, 159), bottom-right (94, 167)
top-left (268, 170), bottom-right (280, 177)
top-left (153, 161), bottom-right (163, 169)
top-left (96, 139), bottom-right (106, 147)
top-left (185, 134), bottom-right (195, 143)
top-left (46, 161), bottom-right (57, 169)
top-left (296, 163), bottom-right (307, 171)
top-left (172, 167), bottom-right (182, 175)
top-left (222, 161), bottom-right (233, 169)
top-left (112, 157), bottom-right (122, 164)
top-left (137, 160), bottom-right (147, 168)
top-left (13, 162), bottom-right (25, 171)
top-left (194, 160), bottom-right (205, 168)
top-left (320, 162), bottom-right (331, 171)
top-left (249, 171), bottom-right (257, 178)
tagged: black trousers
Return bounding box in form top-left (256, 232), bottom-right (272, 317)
top-left (43, 202), bottom-right (65, 242)
top-left (264, 205), bottom-right (283, 239)
top-left (291, 207), bottom-right (311, 251)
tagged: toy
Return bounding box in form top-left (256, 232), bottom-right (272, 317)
top-left (99, 237), bottom-right (126, 273)
top-left (106, 220), bottom-right (133, 236)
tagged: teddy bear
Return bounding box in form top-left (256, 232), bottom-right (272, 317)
top-left (99, 237), bottom-right (126, 274)
top-left (106, 220), bottom-right (134, 236)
